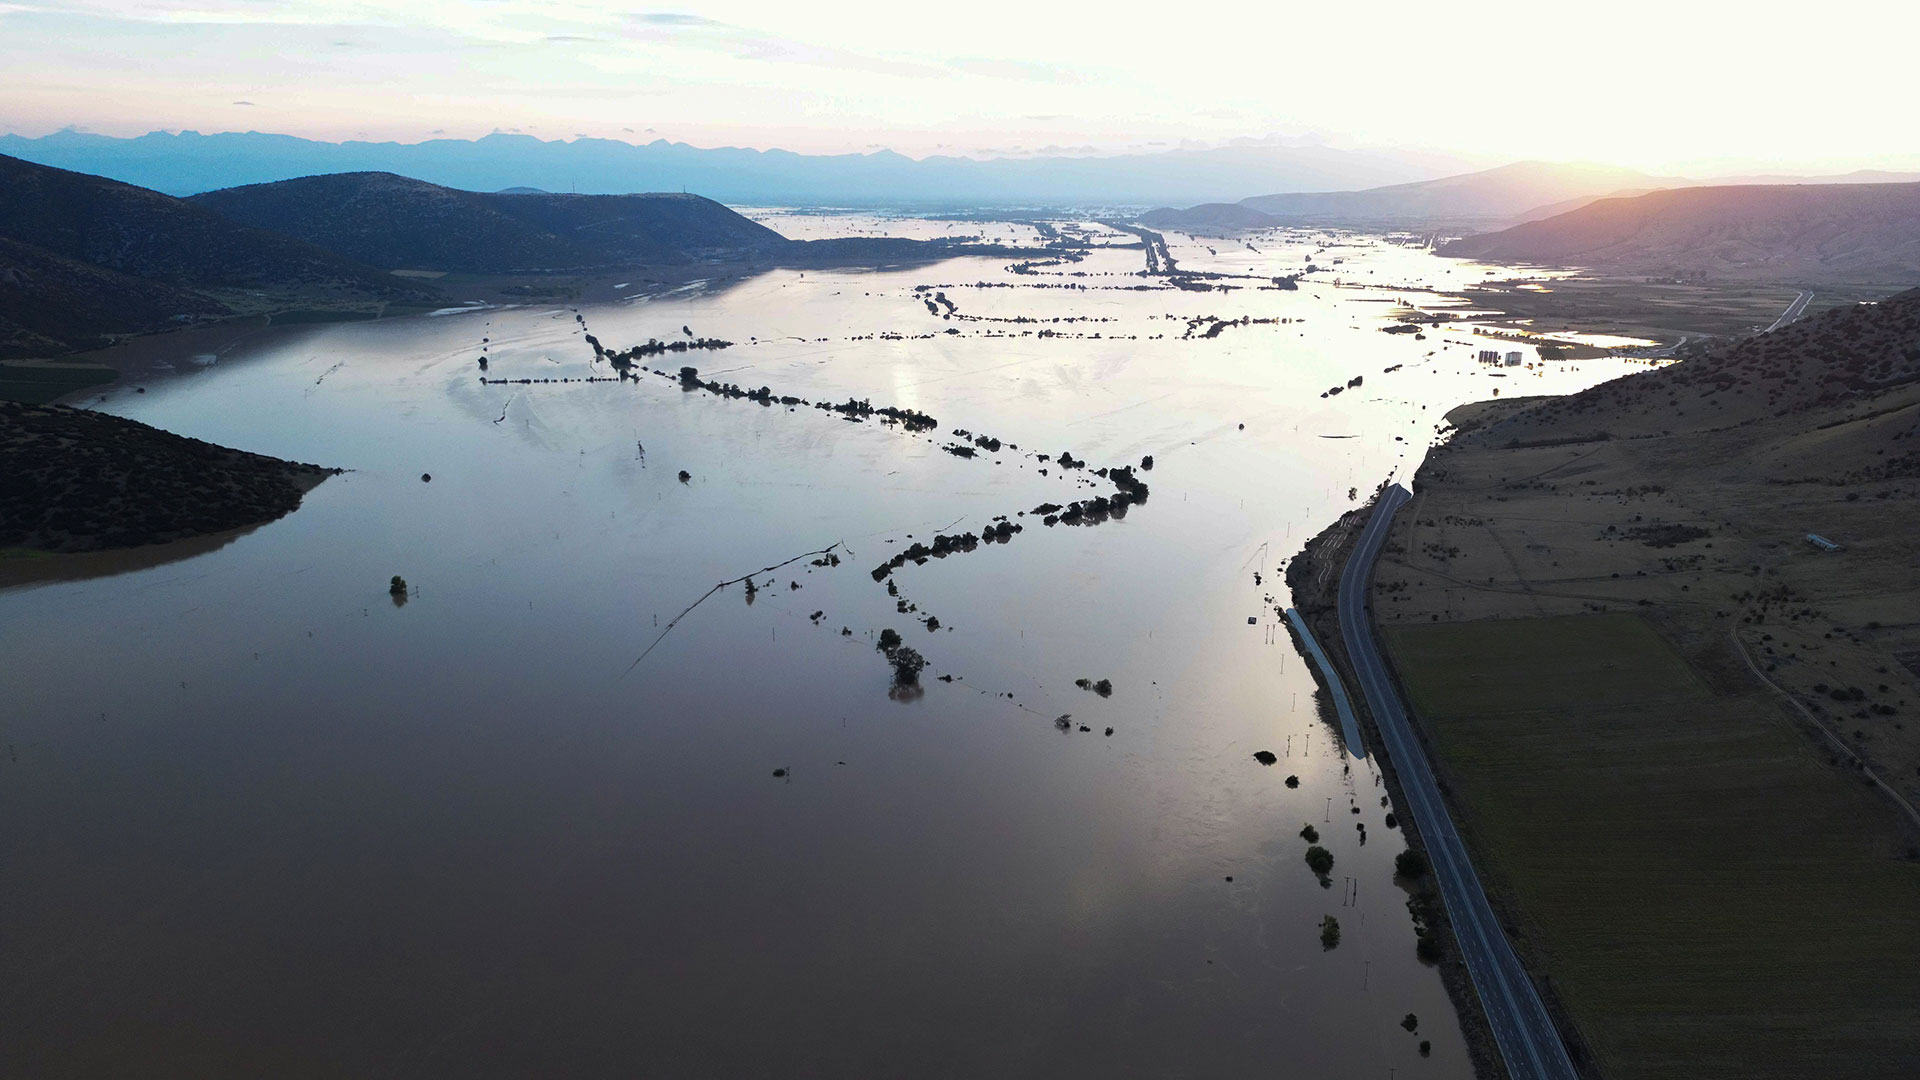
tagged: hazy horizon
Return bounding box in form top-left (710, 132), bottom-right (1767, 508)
top-left (5, 1), bottom-right (1918, 177)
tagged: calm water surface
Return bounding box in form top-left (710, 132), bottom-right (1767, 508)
top-left (2, 218), bottom-right (1642, 1078)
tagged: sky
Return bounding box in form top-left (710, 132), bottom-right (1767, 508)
top-left (2, 0), bottom-right (1916, 175)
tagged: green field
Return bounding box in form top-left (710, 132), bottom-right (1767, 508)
top-left (0, 362), bottom-right (117, 404)
top-left (1385, 614), bottom-right (1920, 1080)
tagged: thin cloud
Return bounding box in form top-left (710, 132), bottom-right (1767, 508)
top-left (617, 12), bottom-right (941, 79)
top-left (948, 57), bottom-right (1080, 84)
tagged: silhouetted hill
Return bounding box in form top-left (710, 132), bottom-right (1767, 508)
top-left (0, 129), bottom-right (1470, 206)
top-left (1439, 182), bottom-right (1920, 282)
top-left (1240, 161), bottom-right (1679, 226)
top-left (0, 154), bottom-right (426, 358)
top-left (1136, 203), bottom-right (1279, 232)
top-left (0, 154), bottom-right (412, 294)
top-left (189, 172), bottom-right (792, 272)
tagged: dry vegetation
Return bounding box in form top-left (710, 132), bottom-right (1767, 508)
top-left (1366, 288), bottom-right (1920, 1078)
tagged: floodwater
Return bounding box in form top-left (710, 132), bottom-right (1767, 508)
top-left (1, 218), bottom-right (1643, 1078)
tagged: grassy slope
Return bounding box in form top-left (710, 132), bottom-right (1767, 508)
top-left (1385, 614), bottom-right (1920, 1080)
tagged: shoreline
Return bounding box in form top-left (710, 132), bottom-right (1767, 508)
top-left (1285, 489), bottom-right (1518, 1080)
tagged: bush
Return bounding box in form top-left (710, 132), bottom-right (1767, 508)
top-left (1300, 824), bottom-right (1319, 843)
top-left (1415, 933), bottom-right (1442, 964)
top-left (1319, 915), bottom-right (1341, 950)
top-left (1401, 1013), bottom-right (1419, 1032)
top-left (887, 646), bottom-right (926, 686)
top-left (1395, 849), bottom-right (1429, 879)
top-left (877, 628), bottom-right (903, 652)
top-left (1304, 845), bottom-right (1334, 877)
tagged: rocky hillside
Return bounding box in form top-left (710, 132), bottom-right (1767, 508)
top-left (1481, 287), bottom-right (1920, 443)
top-left (0, 238), bottom-right (225, 358)
top-left (1440, 182), bottom-right (1920, 282)
top-left (189, 172), bottom-right (792, 272)
top-left (0, 400), bottom-right (337, 552)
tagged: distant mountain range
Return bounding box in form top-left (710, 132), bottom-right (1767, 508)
top-left (0, 129), bottom-right (1472, 207)
top-left (1137, 161), bottom-right (1920, 233)
top-left (1440, 182), bottom-right (1920, 283)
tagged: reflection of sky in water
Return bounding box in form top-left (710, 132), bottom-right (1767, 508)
top-left (0, 220), bottom-right (1650, 1078)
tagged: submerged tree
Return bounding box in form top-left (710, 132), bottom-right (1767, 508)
top-left (1304, 845), bottom-right (1334, 881)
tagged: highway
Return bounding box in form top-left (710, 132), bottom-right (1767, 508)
top-left (1765, 290), bottom-right (1813, 333)
top-left (1337, 484), bottom-right (1579, 1080)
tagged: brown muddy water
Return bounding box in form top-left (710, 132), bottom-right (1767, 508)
top-left (1, 218), bottom-right (1645, 1078)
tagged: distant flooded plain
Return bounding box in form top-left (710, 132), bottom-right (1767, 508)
top-left (2, 218), bottom-right (1645, 1077)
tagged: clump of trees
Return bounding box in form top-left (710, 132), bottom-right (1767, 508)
top-left (1299, 824), bottom-right (1319, 843)
top-left (1319, 915), bottom-right (1341, 950)
top-left (875, 628), bottom-right (924, 688)
top-left (1394, 849), bottom-right (1429, 880)
top-left (1304, 845), bottom-right (1334, 882)
top-left (388, 575), bottom-right (407, 596)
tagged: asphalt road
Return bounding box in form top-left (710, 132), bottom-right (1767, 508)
top-left (1337, 484), bottom-right (1579, 1080)
top-left (1765, 290), bottom-right (1814, 333)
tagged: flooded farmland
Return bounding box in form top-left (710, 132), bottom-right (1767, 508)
top-left (1, 217), bottom-right (1645, 1078)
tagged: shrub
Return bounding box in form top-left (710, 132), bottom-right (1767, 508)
top-left (1395, 849), bottom-right (1429, 879)
top-left (1319, 915), bottom-right (1341, 950)
top-left (1304, 845), bottom-right (1334, 877)
top-left (1300, 824), bottom-right (1319, 843)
